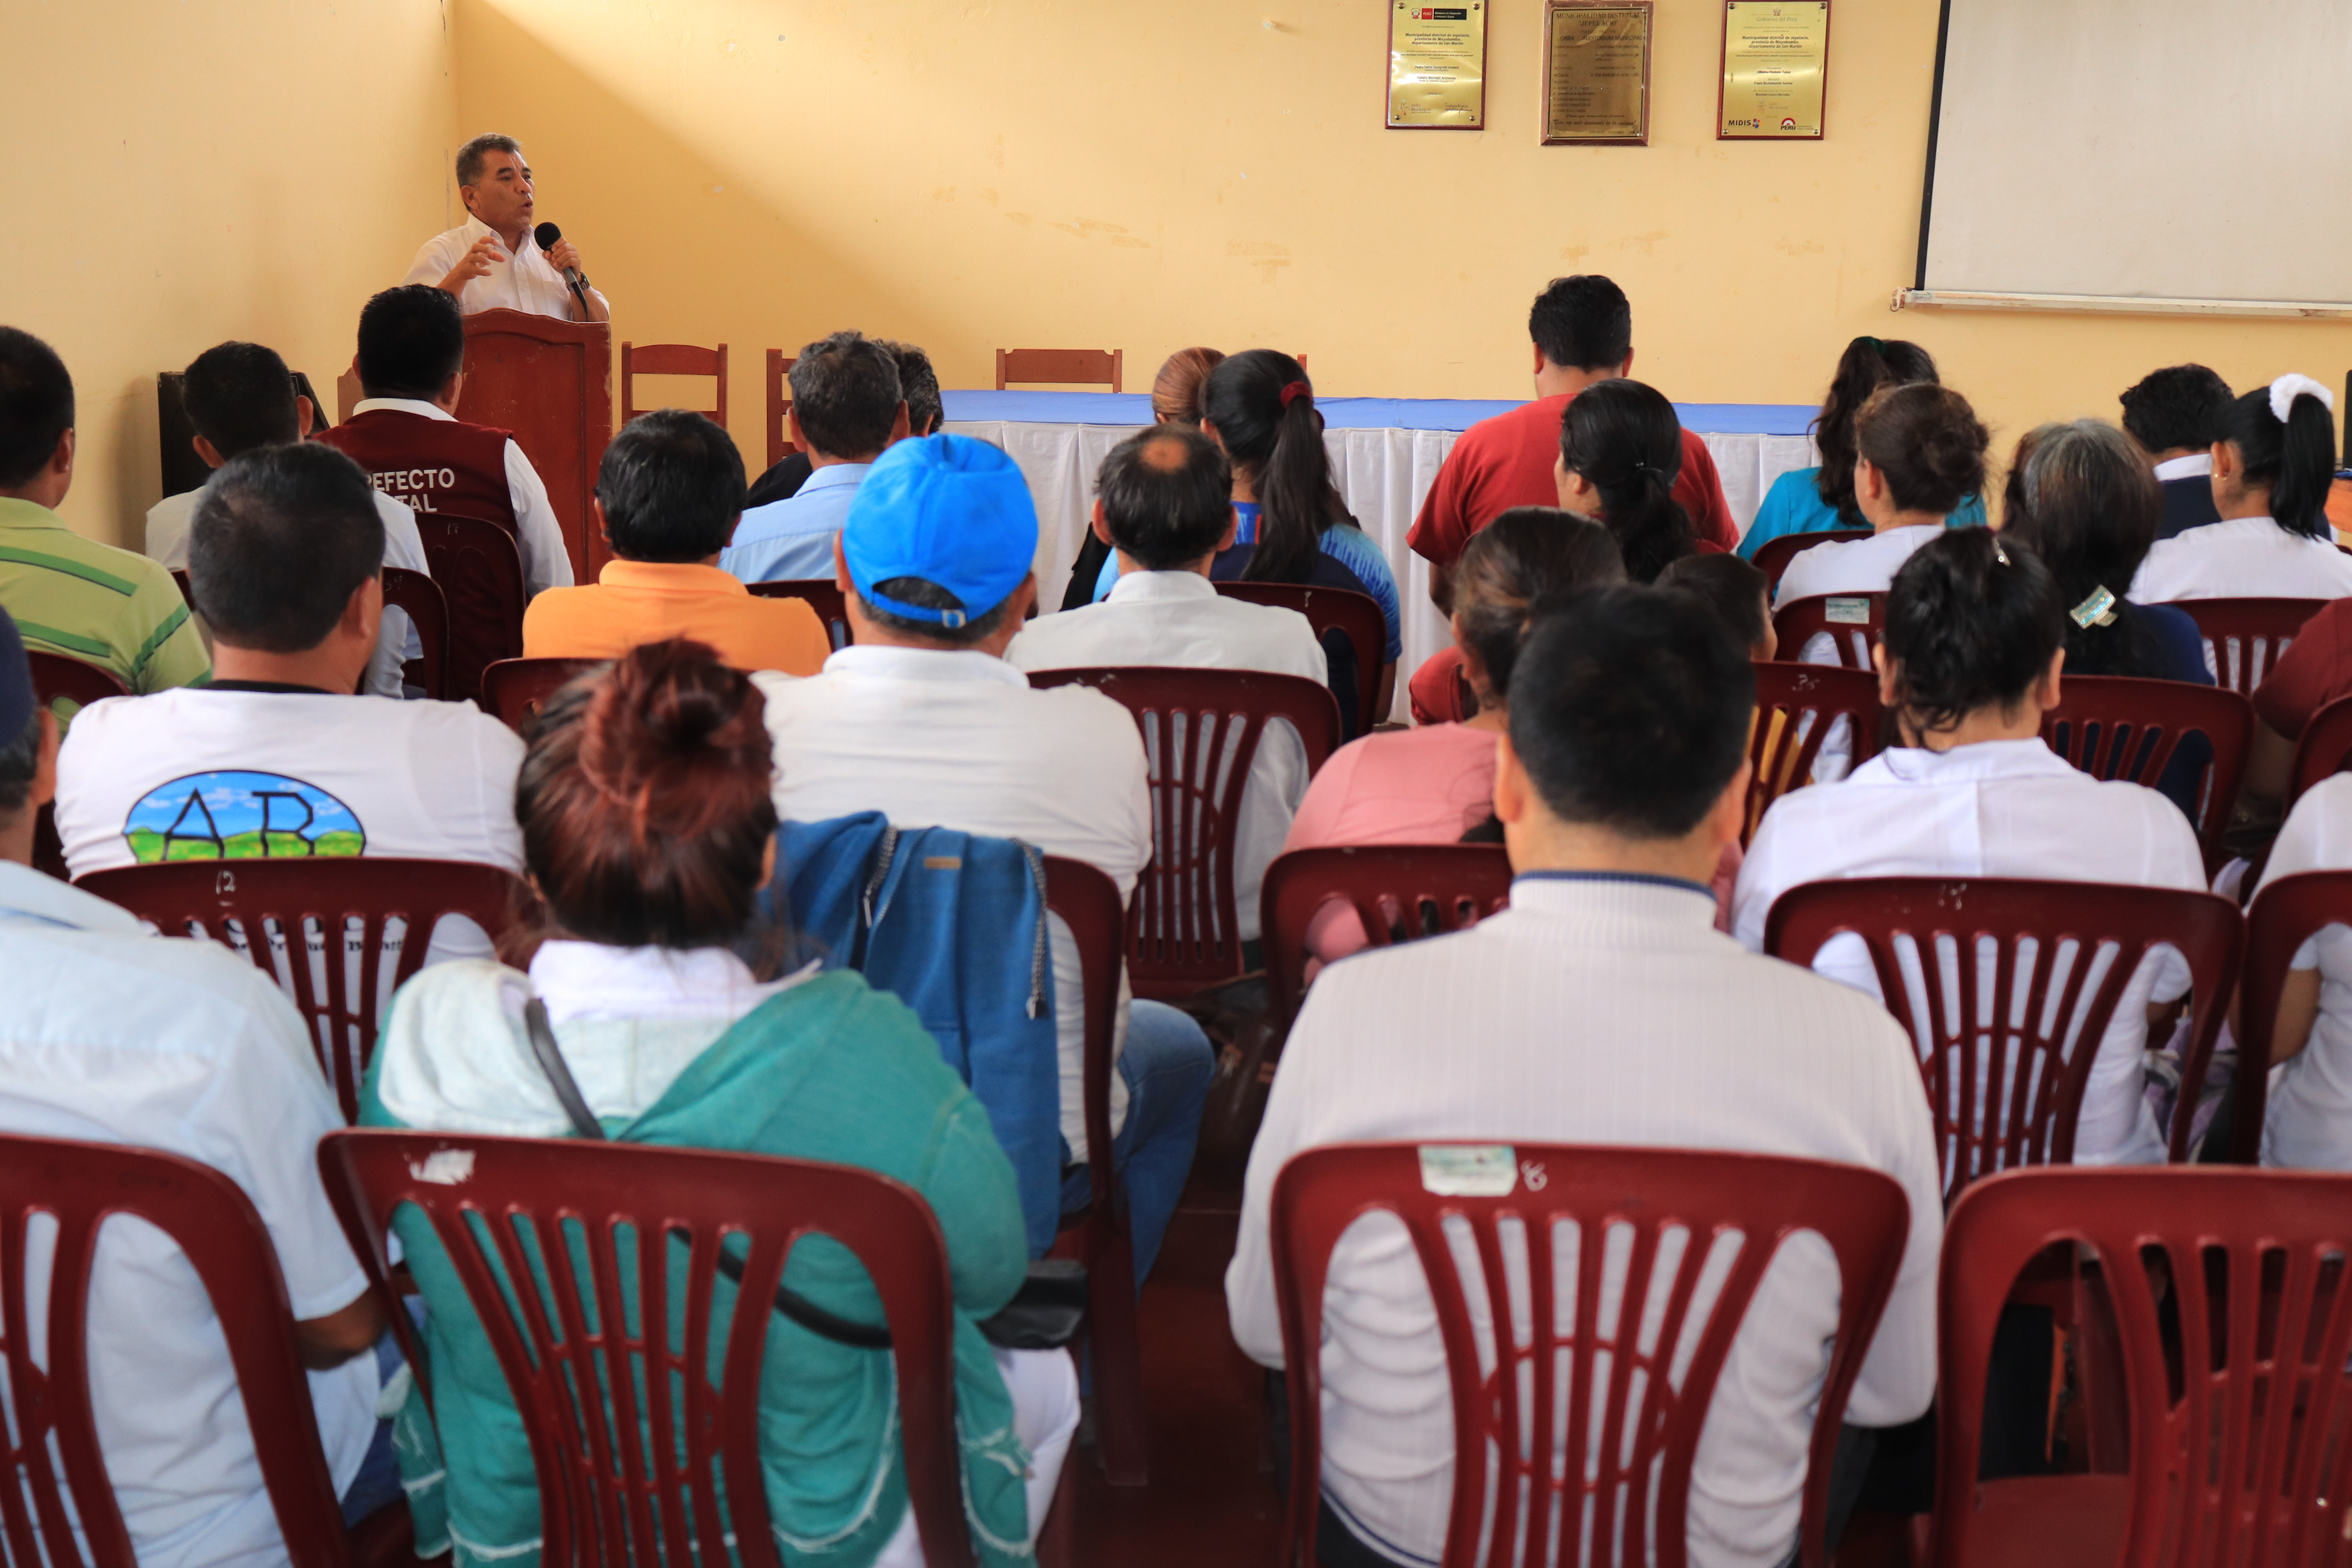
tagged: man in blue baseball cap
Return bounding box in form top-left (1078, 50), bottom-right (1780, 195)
top-left (752, 433), bottom-right (1213, 1291)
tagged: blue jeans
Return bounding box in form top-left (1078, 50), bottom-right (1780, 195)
top-left (1061, 998), bottom-right (1212, 1287)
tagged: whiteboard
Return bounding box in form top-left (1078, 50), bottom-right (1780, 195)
top-left (1919, 0), bottom-right (2352, 306)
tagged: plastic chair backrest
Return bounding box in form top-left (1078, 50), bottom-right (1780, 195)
top-left (1770, 592), bottom-right (1883, 670)
top-left (2039, 675), bottom-right (2254, 864)
top-left (1260, 845), bottom-right (1513, 1028)
top-left (412, 512), bottom-right (526, 704)
top-left (1764, 876), bottom-right (2244, 1198)
top-left (379, 565), bottom-right (450, 701)
top-left (0, 1131), bottom-right (352, 1567)
top-left (764, 350), bottom-right (799, 469)
top-left (1271, 1142), bottom-right (1910, 1568)
top-left (479, 656), bottom-right (603, 733)
top-left (2285, 692), bottom-right (2352, 808)
top-left (995, 347), bottom-right (1121, 392)
top-left (2237, 869), bottom-right (2352, 1166)
top-left (2174, 597), bottom-right (2327, 695)
top-left (1026, 667), bottom-right (1341, 997)
top-left (1747, 662), bottom-right (1883, 845)
top-left (1936, 1166), bottom-right (2352, 1568)
top-left (746, 578), bottom-right (853, 652)
top-left (1216, 581), bottom-right (1387, 737)
top-left (1751, 528), bottom-right (1872, 593)
top-left (621, 340), bottom-right (728, 425)
top-left (318, 1131), bottom-right (975, 1568)
top-left (76, 858), bottom-right (524, 1122)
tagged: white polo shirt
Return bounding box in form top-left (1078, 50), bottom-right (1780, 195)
top-left (1227, 873), bottom-right (1941, 1568)
top-left (401, 214), bottom-right (607, 321)
top-left (1774, 522), bottom-right (1940, 608)
top-left (146, 481), bottom-right (432, 698)
top-left (346, 398), bottom-right (574, 598)
top-left (2250, 775), bottom-right (2352, 1170)
top-left (1007, 571), bottom-right (1326, 942)
top-left (2128, 515), bottom-right (2352, 604)
top-left (1735, 738), bottom-right (2207, 1167)
top-left (753, 648), bottom-right (1152, 1159)
top-left (0, 863), bottom-right (377, 1568)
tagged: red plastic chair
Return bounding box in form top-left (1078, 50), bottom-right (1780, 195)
top-left (1259, 844), bottom-right (1514, 1031)
top-left (1025, 667), bottom-right (1342, 998)
top-left (2175, 597), bottom-right (2327, 696)
top-left (1770, 591), bottom-right (1883, 670)
top-left (746, 578), bottom-right (852, 652)
top-left (0, 1131), bottom-right (395, 1566)
top-left (1765, 877), bottom-right (2245, 1200)
top-left (1751, 527), bottom-right (1871, 593)
top-left (379, 565), bottom-right (450, 701)
top-left (2285, 691), bottom-right (2352, 808)
top-left (1935, 1167), bottom-right (2352, 1568)
top-left (1215, 581), bottom-right (1387, 737)
top-left (2236, 869), bottom-right (2352, 1166)
top-left (1748, 662), bottom-right (1883, 844)
top-left (77, 858), bottom-right (525, 1122)
top-left (318, 1131), bottom-right (976, 1568)
top-left (26, 653), bottom-right (129, 880)
top-left (413, 512), bottom-right (526, 705)
top-left (1270, 1143), bottom-right (1911, 1568)
top-left (479, 656), bottom-right (602, 732)
top-left (2039, 675), bottom-right (2254, 867)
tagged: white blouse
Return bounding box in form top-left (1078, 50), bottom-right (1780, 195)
top-left (2130, 516), bottom-right (2352, 604)
top-left (2251, 775), bottom-right (2352, 1170)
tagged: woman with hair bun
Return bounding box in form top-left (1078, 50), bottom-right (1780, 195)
top-left (1774, 380), bottom-right (1991, 614)
top-left (362, 640), bottom-right (1074, 1568)
top-left (1734, 530), bottom-right (2207, 1168)
top-left (1554, 378), bottom-right (1705, 583)
top-left (2131, 374), bottom-right (2352, 603)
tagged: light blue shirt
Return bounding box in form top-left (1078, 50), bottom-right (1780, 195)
top-left (719, 461), bottom-right (869, 585)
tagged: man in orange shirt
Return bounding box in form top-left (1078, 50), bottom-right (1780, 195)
top-left (521, 410), bottom-right (828, 674)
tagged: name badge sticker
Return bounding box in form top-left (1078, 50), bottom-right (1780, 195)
top-left (1418, 1143), bottom-right (1518, 1196)
top-left (1826, 597), bottom-right (1872, 626)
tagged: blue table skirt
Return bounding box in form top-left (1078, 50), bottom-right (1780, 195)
top-left (940, 389), bottom-right (1815, 437)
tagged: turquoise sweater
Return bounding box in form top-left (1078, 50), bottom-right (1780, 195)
top-left (1737, 465), bottom-right (1988, 558)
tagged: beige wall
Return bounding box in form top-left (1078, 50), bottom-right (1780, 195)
top-left (0, 0), bottom-right (457, 546)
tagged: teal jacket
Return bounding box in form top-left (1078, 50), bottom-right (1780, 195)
top-left (1737, 464), bottom-right (1989, 559)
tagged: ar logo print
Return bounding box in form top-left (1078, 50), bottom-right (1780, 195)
top-left (123, 771), bottom-right (368, 863)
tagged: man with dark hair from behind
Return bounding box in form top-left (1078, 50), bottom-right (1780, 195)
top-left (0, 326), bottom-right (210, 696)
top-left (522, 409), bottom-right (828, 673)
top-left (55, 444), bottom-right (524, 961)
top-left (150, 340), bottom-right (434, 697)
top-left (2119, 364), bottom-right (2234, 539)
top-left (0, 601), bottom-right (399, 1563)
top-left (1228, 584), bottom-right (1940, 1568)
top-left (721, 330), bottom-right (909, 584)
top-left (746, 337), bottom-right (943, 510)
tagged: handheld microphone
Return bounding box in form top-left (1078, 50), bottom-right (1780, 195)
top-left (533, 221), bottom-right (591, 312)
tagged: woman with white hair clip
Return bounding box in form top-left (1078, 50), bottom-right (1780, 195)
top-left (2131, 374), bottom-right (2352, 603)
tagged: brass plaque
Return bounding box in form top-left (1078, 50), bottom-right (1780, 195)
top-left (1387, 1), bottom-right (1488, 130)
top-left (1542, 2), bottom-right (1652, 146)
top-left (1719, 0), bottom-right (1829, 138)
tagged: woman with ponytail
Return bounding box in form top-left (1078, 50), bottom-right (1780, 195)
top-left (2131, 374), bottom-right (2352, 603)
top-left (1555, 378), bottom-right (1702, 583)
top-left (362, 640), bottom-right (1073, 1568)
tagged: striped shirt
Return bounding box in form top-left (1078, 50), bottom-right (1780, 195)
top-left (0, 499), bottom-right (209, 695)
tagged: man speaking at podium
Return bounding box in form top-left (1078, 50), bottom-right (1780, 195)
top-left (403, 133), bottom-right (611, 324)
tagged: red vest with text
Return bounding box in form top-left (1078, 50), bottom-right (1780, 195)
top-left (317, 410), bottom-right (519, 536)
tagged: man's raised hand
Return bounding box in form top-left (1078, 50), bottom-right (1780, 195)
top-left (436, 234), bottom-right (505, 295)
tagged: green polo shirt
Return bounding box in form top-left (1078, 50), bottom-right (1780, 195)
top-left (0, 498), bottom-right (209, 695)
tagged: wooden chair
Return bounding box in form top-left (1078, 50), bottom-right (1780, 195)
top-left (1748, 662), bottom-right (1882, 844)
top-left (0, 1131), bottom-right (419, 1567)
top-left (1765, 876), bottom-right (2244, 1201)
top-left (319, 1131), bottom-right (978, 1568)
top-left (746, 579), bottom-right (852, 652)
top-left (26, 652), bottom-right (129, 880)
top-left (1751, 527), bottom-right (1872, 593)
top-left (1272, 1144), bottom-right (1911, 1568)
top-left (764, 350), bottom-right (799, 469)
top-left (2174, 597), bottom-right (2327, 696)
top-left (621, 340), bottom-right (728, 426)
top-left (2285, 691), bottom-right (2352, 807)
top-left (78, 858), bottom-right (525, 1122)
top-left (411, 512), bottom-right (525, 706)
top-left (479, 657), bottom-right (602, 733)
top-left (1215, 580), bottom-right (1386, 737)
top-left (1770, 592), bottom-right (1883, 670)
top-left (2039, 674), bottom-right (2253, 869)
top-left (996, 348), bottom-right (1122, 394)
top-left (378, 566), bottom-right (449, 701)
top-left (1026, 668), bottom-right (1341, 998)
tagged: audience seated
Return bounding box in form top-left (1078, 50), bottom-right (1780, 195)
top-left (1735, 530), bottom-right (2205, 1167)
top-left (55, 444), bottom-right (523, 960)
top-left (722, 330), bottom-right (909, 585)
top-left (0, 327), bottom-right (209, 696)
top-left (362, 639), bottom-right (1075, 1566)
top-left (746, 336), bottom-right (942, 511)
top-left (2247, 774), bottom-right (2352, 1169)
top-left (521, 408), bottom-right (827, 672)
top-left (2129, 375), bottom-right (2352, 603)
top-left (753, 433), bottom-right (1212, 1285)
top-left (315, 285), bottom-right (573, 596)
top-left (2120, 363), bottom-right (2233, 541)
top-left (1010, 425), bottom-right (1323, 951)
top-left (1555, 377), bottom-right (1710, 582)
top-left (1739, 336), bottom-right (1985, 559)
top-left (1776, 381), bottom-right (1990, 618)
top-left (1058, 345), bottom-right (1227, 611)
top-left (1659, 550), bottom-right (1775, 659)
top-left (152, 339), bottom-right (431, 698)
top-left (1227, 584), bottom-right (1940, 1568)
top-left (0, 603), bottom-right (394, 1560)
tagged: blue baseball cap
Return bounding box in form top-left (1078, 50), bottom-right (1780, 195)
top-left (0, 607), bottom-right (29, 748)
top-left (842, 434), bottom-right (1037, 628)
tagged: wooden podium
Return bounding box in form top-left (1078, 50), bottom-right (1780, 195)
top-left (454, 309), bottom-right (612, 583)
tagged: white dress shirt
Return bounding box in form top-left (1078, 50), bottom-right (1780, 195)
top-left (1007, 570), bottom-right (1327, 942)
top-left (401, 214), bottom-right (606, 320)
top-left (345, 398), bottom-right (573, 598)
top-left (0, 863), bottom-right (378, 1568)
top-left (2129, 515), bottom-right (2352, 603)
top-left (753, 648), bottom-right (1152, 1159)
top-left (1735, 739), bottom-right (2207, 1167)
top-left (2250, 775), bottom-right (2352, 1169)
top-left (146, 481), bottom-right (432, 697)
top-left (1226, 873), bottom-right (1942, 1568)
top-left (2152, 454), bottom-right (2214, 483)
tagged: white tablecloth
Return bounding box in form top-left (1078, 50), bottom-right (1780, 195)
top-left (945, 419), bottom-right (1818, 722)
